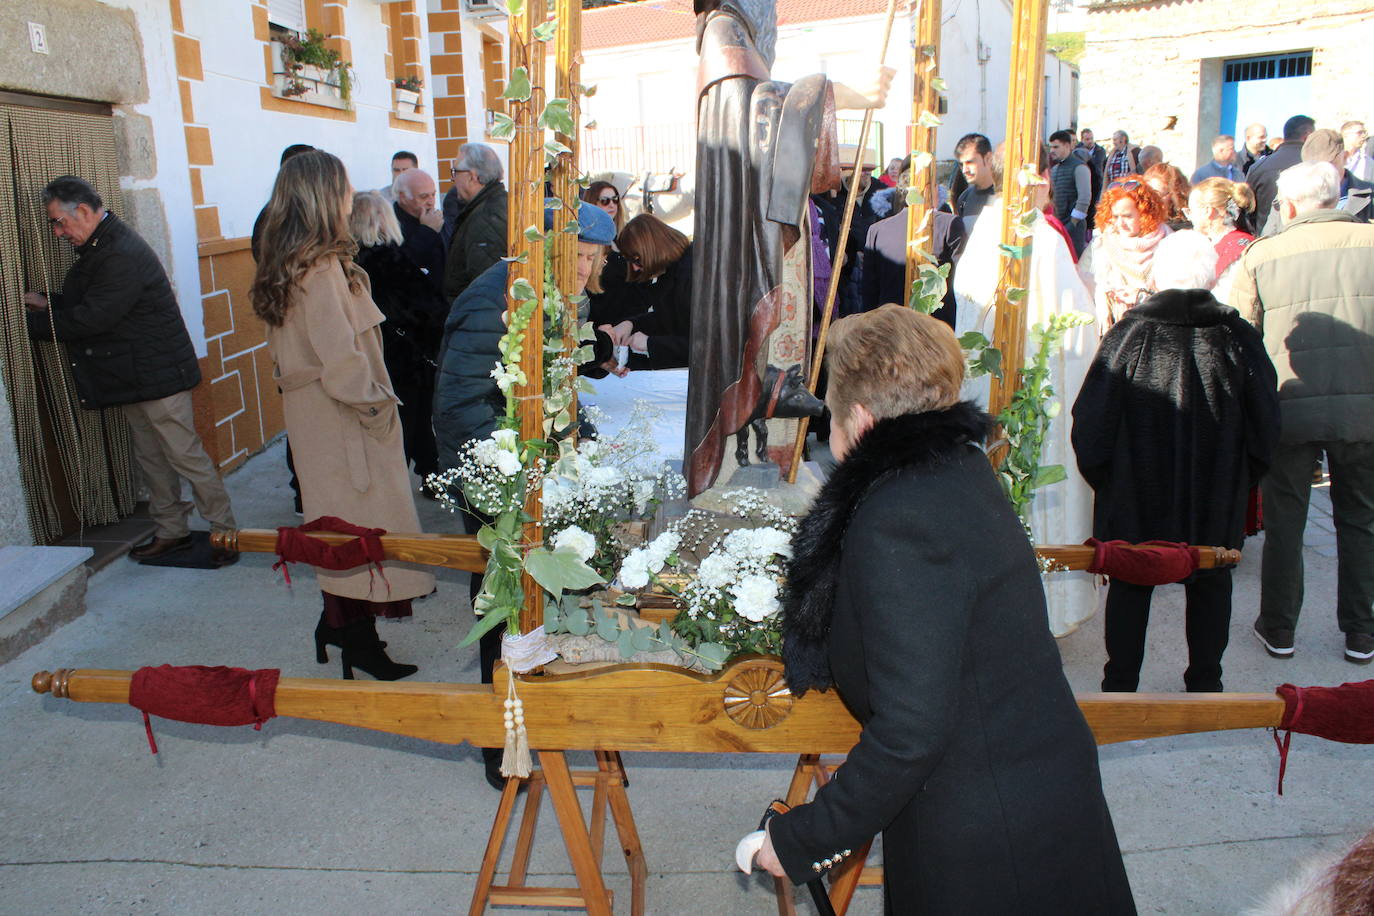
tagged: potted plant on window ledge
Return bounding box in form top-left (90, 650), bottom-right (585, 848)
top-left (273, 29), bottom-right (354, 109)
top-left (394, 75), bottom-right (423, 120)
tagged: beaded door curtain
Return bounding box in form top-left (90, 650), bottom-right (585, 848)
top-left (0, 101), bottom-right (136, 544)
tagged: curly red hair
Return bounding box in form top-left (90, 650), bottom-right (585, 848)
top-left (1095, 175), bottom-right (1168, 237)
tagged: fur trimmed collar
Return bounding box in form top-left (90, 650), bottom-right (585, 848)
top-left (782, 402), bottom-right (992, 695)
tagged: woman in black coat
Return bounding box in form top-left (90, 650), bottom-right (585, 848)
top-left (349, 192), bottom-right (448, 481)
top-left (755, 305), bottom-right (1136, 915)
top-left (595, 214), bottom-right (692, 370)
top-left (1072, 230), bottom-right (1279, 693)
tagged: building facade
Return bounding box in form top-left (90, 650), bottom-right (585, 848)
top-left (579, 0), bottom-right (1078, 175)
top-left (1078, 0), bottom-right (1373, 174)
top-left (0, 0), bottom-right (514, 545)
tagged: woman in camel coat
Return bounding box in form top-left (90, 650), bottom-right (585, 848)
top-left (251, 150), bottom-right (433, 680)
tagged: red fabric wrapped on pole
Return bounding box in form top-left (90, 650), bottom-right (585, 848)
top-left (1085, 538), bottom-right (1201, 586)
top-left (1272, 679), bottom-right (1374, 794)
top-left (128, 665), bottom-right (280, 754)
top-left (273, 516), bottom-right (387, 585)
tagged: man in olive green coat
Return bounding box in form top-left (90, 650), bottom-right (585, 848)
top-left (1230, 161), bottom-right (1374, 665)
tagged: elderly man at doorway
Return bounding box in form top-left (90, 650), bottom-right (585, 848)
top-left (24, 176), bottom-right (237, 563)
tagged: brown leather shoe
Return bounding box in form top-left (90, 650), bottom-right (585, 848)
top-left (211, 548), bottom-right (240, 568)
top-left (129, 535), bottom-right (194, 560)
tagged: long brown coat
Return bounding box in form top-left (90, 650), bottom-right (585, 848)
top-left (266, 259), bottom-right (434, 601)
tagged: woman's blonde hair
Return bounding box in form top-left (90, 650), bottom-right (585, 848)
top-left (826, 305), bottom-right (964, 424)
top-left (1189, 177), bottom-right (1255, 228)
top-left (617, 213), bottom-right (689, 283)
top-left (349, 190), bottom-right (404, 247)
top-left (250, 150), bottom-right (365, 327)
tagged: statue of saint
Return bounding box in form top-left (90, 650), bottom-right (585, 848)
top-left (684, 0), bottom-right (892, 497)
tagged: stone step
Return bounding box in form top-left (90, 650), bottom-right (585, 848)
top-left (0, 545), bottom-right (94, 665)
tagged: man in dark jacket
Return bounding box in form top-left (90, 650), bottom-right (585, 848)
top-left (1246, 114), bottom-right (1314, 235)
top-left (860, 170), bottom-right (966, 325)
top-left (443, 142), bottom-right (508, 301)
top-left (1049, 130), bottom-right (1091, 255)
top-left (1073, 231), bottom-right (1279, 692)
top-left (25, 176), bottom-right (236, 561)
top-left (1230, 161), bottom-right (1374, 665)
top-left (392, 168), bottom-right (447, 298)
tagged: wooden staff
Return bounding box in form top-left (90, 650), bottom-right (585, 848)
top-left (787, 0), bottom-right (902, 484)
top-left (209, 529), bottom-right (487, 573)
top-left (32, 658), bottom-right (1284, 750)
top-left (903, 0), bottom-right (942, 298)
top-left (985, 0), bottom-right (1051, 432)
top-left (552, 0), bottom-right (582, 418)
top-left (507, 0), bottom-right (549, 635)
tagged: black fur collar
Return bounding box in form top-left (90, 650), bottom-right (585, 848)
top-left (782, 402), bottom-right (992, 695)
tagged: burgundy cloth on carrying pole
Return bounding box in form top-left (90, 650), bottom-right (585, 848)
top-left (1245, 486), bottom-right (1263, 537)
top-left (1272, 679), bottom-right (1374, 794)
top-left (128, 665), bottom-right (280, 755)
top-left (1084, 538), bottom-right (1201, 586)
top-left (273, 516), bottom-right (388, 586)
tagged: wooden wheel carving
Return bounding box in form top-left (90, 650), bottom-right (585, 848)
top-left (723, 663), bottom-right (794, 729)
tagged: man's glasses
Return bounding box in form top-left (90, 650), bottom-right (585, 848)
top-left (599, 195), bottom-right (619, 205)
top-left (1108, 179), bottom-right (1141, 191)
top-left (48, 215), bottom-right (68, 228)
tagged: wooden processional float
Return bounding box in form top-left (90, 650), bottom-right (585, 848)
top-left (27, 0), bottom-right (1303, 914)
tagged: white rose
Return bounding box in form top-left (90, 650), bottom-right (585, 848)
top-left (494, 450), bottom-right (522, 477)
top-left (731, 575), bottom-right (780, 622)
top-left (492, 428), bottom-right (519, 450)
top-left (553, 525), bottom-right (597, 563)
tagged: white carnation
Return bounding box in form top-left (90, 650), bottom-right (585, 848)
top-left (731, 575), bottom-right (780, 622)
top-left (494, 450), bottom-right (522, 477)
top-left (553, 525), bottom-right (597, 563)
top-left (643, 531), bottom-right (680, 572)
top-left (619, 549), bottom-right (651, 589)
top-left (695, 551), bottom-right (735, 590)
top-left (472, 438), bottom-right (501, 468)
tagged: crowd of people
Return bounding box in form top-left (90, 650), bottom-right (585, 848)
top-left (24, 103), bottom-right (1373, 812)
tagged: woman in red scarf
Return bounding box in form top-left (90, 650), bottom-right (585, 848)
top-left (1186, 177), bottom-right (1256, 305)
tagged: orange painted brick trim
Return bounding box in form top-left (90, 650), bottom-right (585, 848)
top-left (258, 87), bottom-right (359, 121)
top-left (198, 236), bottom-right (252, 258)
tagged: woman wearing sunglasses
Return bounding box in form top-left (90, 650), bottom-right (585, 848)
top-left (1080, 177), bottom-right (1172, 327)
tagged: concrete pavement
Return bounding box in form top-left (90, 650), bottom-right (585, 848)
top-left (0, 439), bottom-right (1369, 915)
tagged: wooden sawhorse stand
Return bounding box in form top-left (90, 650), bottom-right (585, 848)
top-left (774, 754), bottom-right (881, 916)
top-left (470, 749), bottom-right (647, 915)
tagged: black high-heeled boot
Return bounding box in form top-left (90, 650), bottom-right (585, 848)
top-left (314, 611), bottom-right (384, 663)
top-left (338, 617), bottom-right (417, 681)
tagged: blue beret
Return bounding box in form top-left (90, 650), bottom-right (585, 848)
top-left (541, 199), bottom-right (617, 246)
top-left (576, 200), bottom-right (617, 246)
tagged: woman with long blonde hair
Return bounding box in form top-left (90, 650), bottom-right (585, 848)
top-left (251, 150), bottom-right (433, 681)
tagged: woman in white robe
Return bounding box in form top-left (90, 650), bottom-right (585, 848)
top-left (952, 185), bottom-right (1099, 636)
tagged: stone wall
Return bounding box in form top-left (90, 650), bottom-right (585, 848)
top-left (1078, 0), bottom-right (1374, 175)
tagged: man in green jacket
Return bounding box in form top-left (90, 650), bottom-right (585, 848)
top-left (1230, 160), bottom-right (1374, 665)
top-left (442, 143), bottom-right (508, 301)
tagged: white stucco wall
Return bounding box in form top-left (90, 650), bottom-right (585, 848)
top-left (98, 0), bottom-right (203, 353)
top-left (580, 0), bottom-right (1020, 166)
top-left (183, 1), bottom-right (439, 247)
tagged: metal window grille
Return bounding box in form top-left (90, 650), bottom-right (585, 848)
top-left (1224, 52), bottom-right (1313, 83)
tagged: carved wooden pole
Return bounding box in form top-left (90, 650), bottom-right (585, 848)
top-left (552, 0), bottom-right (582, 412)
top-left (904, 0), bottom-right (941, 298)
top-left (508, 0), bottom-right (548, 635)
top-left (986, 0), bottom-right (1050, 434)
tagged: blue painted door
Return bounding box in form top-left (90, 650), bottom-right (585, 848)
top-left (1220, 52), bottom-right (1313, 140)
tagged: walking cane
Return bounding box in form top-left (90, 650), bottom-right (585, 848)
top-left (736, 800), bottom-right (839, 916)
